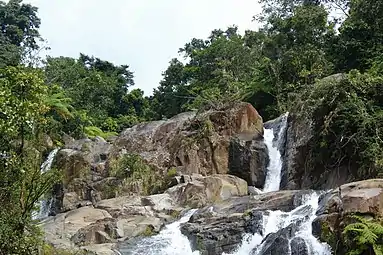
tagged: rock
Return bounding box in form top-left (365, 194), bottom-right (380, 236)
top-left (316, 189), bottom-right (342, 216)
top-left (40, 134), bottom-right (54, 149)
top-left (166, 174), bottom-right (248, 208)
top-left (248, 186), bottom-right (263, 195)
top-left (42, 192), bottom-right (181, 253)
top-left (315, 179), bottom-right (383, 218)
top-left (71, 218), bottom-right (118, 246)
top-left (283, 114), bottom-right (351, 190)
top-left (282, 113), bottom-right (314, 190)
top-left (181, 213), bottom-right (246, 255)
top-left (312, 213), bottom-right (340, 238)
top-left (62, 192), bottom-right (91, 212)
top-left (112, 102), bottom-right (263, 177)
top-left (180, 190), bottom-right (313, 255)
top-left (340, 179), bottom-right (383, 217)
top-left (290, 237), bottom-right (309, 255)
top-left (256, 222), bottom-right (300, 255)
top-left (228, 135), bottom-right (268, 188)
top-left (190, 190), bottom-right (312, 222)
top-left (51, 138), bottom-right (113, 213)
top-left (245, 210), bottom-right (264, 236)
top-left (41, 206), bottom-right (113, 250)
top-left (81, 243), bottom-right (118, 255)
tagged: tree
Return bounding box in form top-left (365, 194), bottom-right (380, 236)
top-left (334, 0), bottom-right (383, 71)
top-left (0, 66), bottom-right (58, 253)
top-left (44, 54), bottom-right (139, 133)
top-left (151, 26), bottom-right (256, 118)
top-left (0, 0), bottom-right (42, 67)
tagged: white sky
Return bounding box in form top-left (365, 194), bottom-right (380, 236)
top-left (20, 0), bottom-right (262, 95)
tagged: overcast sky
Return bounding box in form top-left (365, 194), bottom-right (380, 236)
top-left (21, 0), bottom-right (262, 95)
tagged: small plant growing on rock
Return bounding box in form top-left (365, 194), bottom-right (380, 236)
top-left (109, 154), bottom-right (173, 196)
top-left (342, 215), bottom-right (383, 255)
top-left (167, 167), bottom-right (177, 178)
top-left (141, 225), bottom-right (155, 237)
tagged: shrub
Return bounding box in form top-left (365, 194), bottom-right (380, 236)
top-left (342, 215), bottom-right (383, 255)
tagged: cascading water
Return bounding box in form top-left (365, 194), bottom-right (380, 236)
top-left (262, 112), bottom-right (289, 192)
top-left (223, 112), bottom-right (331, 255)
top-left (225, 193), bottom-right (332, 255)
top-left (119, 209), bottom-right (200, 255)
top-left (124, 112), bottom-right (331, 255)
top-left (32, 148), bottom-right (59, 220)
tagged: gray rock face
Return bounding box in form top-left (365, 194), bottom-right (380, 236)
top-left (228, 135), bottom-right (268, 188)
top-left (181, 213), bottom-right (246, 255)
top-left (312, 179), bottom-right (383, 253)
top-left (42, 193), bottom-right (181, 254)
top-left (282, 113), bottom-right (314, 190)
top-left (291, 237), bottom-right (309, 255)
top-left (111, 102), bottom-right (264, 177)
top-left (254, 222), bottom-right (300, 255)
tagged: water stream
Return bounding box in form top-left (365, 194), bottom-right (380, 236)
top-left (32, 148), bottom-right (59, 220)
top-left (263, 112), bottom-right (289, 192)
top-left (119, 209), bottom-right (200, 255)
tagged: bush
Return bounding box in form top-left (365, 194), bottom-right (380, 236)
top-left (108, 154), bottom-right (170, 196)
top-left (84, 126), bottom-right (117, 139)
top-left (292, 71), bottom-right (383, 181)
top-left (342, 215), bottom-right (383, 255)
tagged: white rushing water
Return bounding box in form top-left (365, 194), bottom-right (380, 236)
top-left (120, 209), bottom-right (200, 255)
top-left (263, 113), bottom-right (289, 192)
top-left (225, 192), bottom-right (332, 255)
top-left (32, 148), bottom-right (59, 220)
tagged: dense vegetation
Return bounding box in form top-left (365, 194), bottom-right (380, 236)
top-left (0, 0), bottom-right (382, 253)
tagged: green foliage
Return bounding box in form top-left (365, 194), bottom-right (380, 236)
top-left (320, 221), bottom-right (338, 251)
top-left (141, 225), bottom-right (155, 237)
top-left (342, 215), bottom-right (383, 255)
top-left (334, 0), bottom-right (383, 72)
top-left (0, 66), bottom-right (60, 254)
top-left (167, 167), bottom-right (177, 178)
top-left (109, 154), bottom-right (165, 196)
top-left (43, 55), bottom-right (151, 135)
top-left (0, 0), bottom-right (42, 67)
top-left (295, 71), bottom-right (383, 180)
top-left (83, 126), bottom-right (117, 139)
top-left (108, 154), bottom-right (179, 196)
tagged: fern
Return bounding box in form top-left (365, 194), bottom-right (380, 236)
top-left (343, 215), bottom-right (383, 255)
top-left (44, 90), bottom-right (74, 120)
top-left (84, 126), bottom-right (117, 139)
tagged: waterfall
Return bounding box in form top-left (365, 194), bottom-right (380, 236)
top-left (224, 192), bottom-right (332, 255)
top-left (223, 112), bottom-right (331, 255)
top-left (263, 112), bottom-right (289, 192)
top-left (123, 112), bottom-right (332, 255)
top-left (119, 209), bottom-right (200, 255)
top-left (32, 148), bottom-right (59, 220)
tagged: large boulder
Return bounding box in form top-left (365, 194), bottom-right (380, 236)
top-left (313, 179), bottom-right (383, 252)
top-left (166, 174), bottom-right (248, 208)
top-left (340, 179), bottom-right (383, 217)
top-left (112, 102), bottom-right (263, 178)
top-left (228, 134), bottom-right (268, 188)
top-left (51, 138), bottom-right (112, 213)
top-left (181, 213), bottom-right (246, 255)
